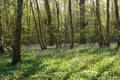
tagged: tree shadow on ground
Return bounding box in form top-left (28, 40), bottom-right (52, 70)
top-left (63, 51), bottom-right (109, 80)
top-left (91, 59), bottom-right (115, 80)
top-left (0, 55), bottom-right (47, 79)
top-left (0, 45), bottom-right (118, 79)
top-left (19, 58), bottom-right (48, 79)
top-left (87, 48), bottom-right (104, 55)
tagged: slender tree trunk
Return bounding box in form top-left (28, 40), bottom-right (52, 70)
top-left (55, 0), bottom-right (61, 49)
top-left (64, 1), bottom-right (66, 46)
top-left (11, 0), bottom-right (23, 65)
top-left (35, 0), bottom-right (47, 49)
top-left (96, 0), bottom-right (103, 48)
top-left (55, 0), bottom-right (60, 29)
top-left (114, 0), bottom-right (120, 51)
top-left (0, 2), bottom-right (4, 53)
top-left (69, 0), bottom-right (74, 49)
top-left (106, 0), bottom-right (110, 47)
top-left (4, 0), bottom-right (9, 33)
top-left (26, 0), bottom-right (29, 27)
top-left (92, 0), bottom-right (98, 44)
top-left (44, 0), bottom-right (54, 46)
top-left (79, 0), bottom-right (87, 44)
top-left (30, 0), bottom-right (45, 49)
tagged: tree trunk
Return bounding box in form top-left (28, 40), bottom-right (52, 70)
top-left (44, 0), bottom-right (54, 46)
top-left (79, 0), bottom-right (87, 44)
top-left (96, 0), bottom-right (104, 48)
top-left (30, 0), bottom-right (45, 50)
top-left (69, 0), bottom-right (74, 49)
top-left (114, 0), bottom-right (120, 51)
top-left (92, 0), bottom-right (98, 44)
top-left (35, 0), bottom-right (47, 49)
top-left (11, 0), bottom-right (23, 65)
top-left (0, 2), bottom-right (4, 53)
top-left (55, 0), bottom-right (61, 49)
top-left (106, 0), bottom-right (110, 47)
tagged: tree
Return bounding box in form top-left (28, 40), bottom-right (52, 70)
top-left (55, 0), bottom-right (62, 49)
top-left (11, 0), bottom-right (23, 65)
top-left (79, 0), bottom-right (87, 44)
top-left (69, 0), bottom-right (74, 49)
top-left (44, 0), bottom-right (55, 46)
top-left (92, 0), bottom-right (98, 44)
top-left (64, 0), bottom-right (68, 46)
top-left (106, 0), bottom-right (110, 47)
top-left (0, 2), bottom-right (4, 53)
top-left (114, 0), bottom-right (120, 51)
top-left (35, 0), bottom-right (47, 49)
top-left (30, 0), bottom-right (45, 50)
top-left (96, 0), bottom-right (104, 47)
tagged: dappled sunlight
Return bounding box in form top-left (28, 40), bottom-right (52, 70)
top-left (0, 45), bottom-right (120, 79)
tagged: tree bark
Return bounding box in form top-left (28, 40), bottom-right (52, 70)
top-left (35, 0), bottom-right (47, 49)
top-left (114, 0), bottom-right (120, 51)
top-left (64, 1), bottom-right (67, 46)
top-left (55, 0), bottom-right (61, 49)
top-left (44, 0), bottom-right (54, 46)
top-left (96, 0), bottom-right (104, 48)
top-left (30, 0), bottom-right (45, 50)
top-left (69, 0), bottom-right (74, 49)
top-left (79, 0), bottom-right (87, 44)
top-left (106, 0), bottom-right (110, 47)
top-left (11, 0), bottom-right (23, 65)
top-left (0, 2), bottom-right (4, 53)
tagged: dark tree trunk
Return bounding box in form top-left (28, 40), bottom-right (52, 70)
top-left (106, 0), bottom-right (110, 47)
top-left (69, 0), bottom-right (74, 49)
top-left (44, 0), bottom-right (54, 46)
top-left (35, 0), bottom-right (47, 49)
top-left (11, 0), bottom-right (23, 65)
top-left (114, 0), bottom-right (120, 51)
top-left (30, 0), bottom-right (45, 50)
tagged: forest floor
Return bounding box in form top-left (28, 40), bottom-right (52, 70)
top-left (0, 44), bottom-right (120, 80)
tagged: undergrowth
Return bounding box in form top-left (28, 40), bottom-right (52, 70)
top-left (0, 44), bottom-right (120, 80)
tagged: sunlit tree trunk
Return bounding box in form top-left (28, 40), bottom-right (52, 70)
top-left (4, 0), bottom-right (9, 33)
top-left (96, 0), bottom-right (103, 48)
top-left (0, 2), bottom-right (4, 53)
top-left (92, 0), bottom-right (98, 44)
top-left (64, 0), bottom-right (68, 46)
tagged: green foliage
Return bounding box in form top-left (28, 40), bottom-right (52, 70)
top-left (54, 25), bottom-right (65, 40)
top-left (0, 45), bottom-right (120, 80)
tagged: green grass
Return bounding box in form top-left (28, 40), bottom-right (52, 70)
top-left (0, 45), bottom-right (120, 80)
